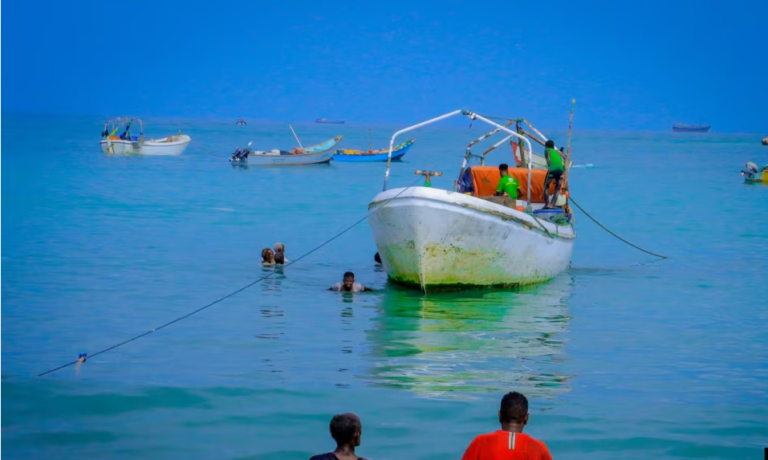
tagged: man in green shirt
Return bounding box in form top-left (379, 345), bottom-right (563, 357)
top-left (495, 163), bottom-right (520, 200)
top-left (543, 140), bottom-right (565, 209)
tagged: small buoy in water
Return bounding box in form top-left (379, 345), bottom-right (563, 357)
top-left (75, 353), bottom-right (87, 373)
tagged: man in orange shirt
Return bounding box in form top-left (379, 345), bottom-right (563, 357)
top-left (461, 392), bottom-right (552, 460)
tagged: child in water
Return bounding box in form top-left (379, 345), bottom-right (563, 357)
top-left (261, 248), bottom-right (275, 265)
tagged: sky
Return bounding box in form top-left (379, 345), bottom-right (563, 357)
top-left (3, 0), bottom-right (767, 131)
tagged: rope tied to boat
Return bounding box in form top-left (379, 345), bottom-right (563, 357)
top-left (569, 197), bottom-right (668, 259)
top-left (36, 176), bottom-right (423, 377)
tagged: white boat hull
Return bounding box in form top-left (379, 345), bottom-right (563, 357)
top-left (368, 187), bottom-right (575, 289)
top-left (247, 149), bottom-right (334, 166)
top-left (100, 134), bottom-right (191, 156)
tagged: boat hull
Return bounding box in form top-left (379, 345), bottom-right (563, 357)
top-left (672, 125), bottom-right (711, 133)
top-left (100, 135), bottom-right (191, 156)
top-left (368, 187), bottom-right (575, 290)
top-left (334, 143), bottom-right (413, 162)
top-left (247, 149), bottom-right (334, 166)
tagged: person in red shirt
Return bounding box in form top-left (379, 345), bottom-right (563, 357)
top-left (461, 392), bottom-right (552, 460)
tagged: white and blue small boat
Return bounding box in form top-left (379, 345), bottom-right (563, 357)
top-left (229, 136), bottom-right (343, 166)
top-left (334, 139), bottom-right (416, 162)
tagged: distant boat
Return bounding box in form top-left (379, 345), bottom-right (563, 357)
top-left (761, 137), bottom-right (767, 146)
top-left (672, 122), bottom-right (710, 133)
top-left (316, 118), bottom-right (345, 124)
top-left (236, 118), bottom-right (246, 125)
top-left (334, 139), bottom-right (416, 162)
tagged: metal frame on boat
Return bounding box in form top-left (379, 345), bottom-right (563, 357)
top-left (369, 109), bottom-right (575, 291)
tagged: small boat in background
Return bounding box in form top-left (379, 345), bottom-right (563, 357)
top-left (672, 122), bottom-right (710, 133)
top-left (316, 118), bottom-right (345, 124)
top-left (229, 136), bottom-right (343, 166)
top-left (741, 162), bottom-right (768, 184)
top-left (236, 118), bottom-right (247, 125)
top-left (761, 137), bottom-right (767, 146)
top-left (100, 118), bottom-right (191, 156)
top-left (334, 139), bottom-right (416, 162)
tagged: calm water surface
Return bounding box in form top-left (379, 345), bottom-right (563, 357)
top-left (3, 114), bottom-right (768, 458)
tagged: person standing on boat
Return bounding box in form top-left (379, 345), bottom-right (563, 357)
top-left (543, 140), bottom-right (564, 209)
top-left (495, 163), bottom-right (521, 200)
top-left (461, 391), bottom-right (552, 460)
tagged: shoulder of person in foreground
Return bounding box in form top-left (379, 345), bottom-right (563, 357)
top-left (329, 283), bottom-right (342, 291)
top-left (531, 435), bottom-right (552, 460)
top-left (308, 453), bottom-right (336, 460)
top-left (460, 432), bottom-right (493, 460)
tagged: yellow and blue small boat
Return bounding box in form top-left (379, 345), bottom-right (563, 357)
top-left (742, 162), bottom-right (768, 184)
top-left (334, 139), bottom-right (416, 162)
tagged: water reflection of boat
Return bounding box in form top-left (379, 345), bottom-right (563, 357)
top-left (364, 276), bottom-right (574, 399)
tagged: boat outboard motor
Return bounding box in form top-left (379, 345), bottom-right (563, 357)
top-left (741, 162), bottom-right (759, 179)
top-left (229, 147), bottom-right (250, 162)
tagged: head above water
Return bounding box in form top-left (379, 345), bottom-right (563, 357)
top-left (545, 140), bottom-right (555, 149)
top-left (329, 413), bottom-right (362, 447)
top-left (498, 391), bottom-right (529, 427)
top-left (498, 163), bottom-right (509, 175)
top-left (261, 248), bottom-right (274, 262)
top-left (274, 252), bottom-right (285, 264)
top-left (274, 242), bottom-right (285, 254)
top-left (343, 271), bottom-right (355, 288)
top-left (374, 252), bottom-right (382, 264)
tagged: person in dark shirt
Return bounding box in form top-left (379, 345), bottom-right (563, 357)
top-left (309, 413), bottom-right (367, 460)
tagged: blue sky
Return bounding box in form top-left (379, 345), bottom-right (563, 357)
top-left (4, 0), bottom-right (767, 131)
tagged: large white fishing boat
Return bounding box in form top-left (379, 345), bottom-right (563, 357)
top-left (100, 118), bottom-right (191, 156)
top-left (368, 109), bottom-right (576, 291)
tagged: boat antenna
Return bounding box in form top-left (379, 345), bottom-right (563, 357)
top-left (563, 99), bottom-right (576, 189)
top-left (289, 124), bottom-right (304, 151)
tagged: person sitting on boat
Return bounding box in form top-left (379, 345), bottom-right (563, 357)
top-left (119, 127), bottom-right (131, 140)
top-left (330, 272), bottom-right (374, 292)
top-left (495, 163), bottom-right (520, 200)
top-left (543, 140), bottom-right (565, 209)
top-left (261, 248), bottom-right (275, 265)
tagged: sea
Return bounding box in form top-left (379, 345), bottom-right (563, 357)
top-left (2, 113), bottom-right (768, 459)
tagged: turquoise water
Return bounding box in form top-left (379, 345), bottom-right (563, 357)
top-left (3, 113), bottom-right (768, 459)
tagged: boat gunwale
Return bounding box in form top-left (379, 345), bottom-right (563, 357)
top-left (368, 187), bottom-right (576, 240)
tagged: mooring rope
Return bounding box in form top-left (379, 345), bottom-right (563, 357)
top-left (38, 177), bottom-right (423, 377)
top-left (569, 197), bottom-right (668, 259)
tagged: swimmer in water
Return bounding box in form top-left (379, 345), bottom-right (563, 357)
top-left (261, 248), bottom-right (275, 265)
top-left (274, 242), bottom-right (289, 263)
top-left (330, 271), bottom-right (374, 292)
top-left (374, 253), bottom-right (382, 265)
